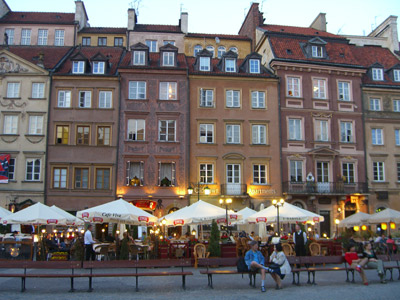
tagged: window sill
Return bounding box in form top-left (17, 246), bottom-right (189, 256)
top-left (199, 106), bottom-right (215, 109)
top-left (251, 107), bottom-right (266, 110)
top-left (21, 180), bottom-right (43, 183)
top-left (25, 134), bottom-right (45, 138)
top-left (225, 106), bottom-right (241, 109)
top-left (288, 139), bottom-right (304, 142)
top-left (3, 97), bottom-right (21, 100)
top-left (54, 107), bottom-right (73, 110)
top-left (157, 185), bottom-right (176, 188)
top-left (250, 143), bottom-right (269, 146)
top-left (155, 141), bottom-right (179, 144)
top-left (337, 99), bottom-right (353, 103)
top-left (251, 183), bottom-right (271, 186)
top-left (197, 143), bottom-right (217, 146)
top-left (223, 143), bottom-right (243, 146)
top-left (125, 140), bottom-right (149, 143)
top-left (312, 140), bottom-right (330, 143)
top-left (339, 142), bottom-right (356, 145)
top-left (157, 99), bottom-right (179, 102)
top-left (0, 134), bottom-right (19, 137)
top-left (286, 96), bottom-right (303, 99)
top-left (127, 98), bottom-right (148, 101)
top-left (371, 181), bottom-right (389, 184)
top-left (372, 144), bottom-right (385, 147)
top-left (28, 97), bottom-right (47, 100)
top-left (312, 98), bottom-right (329, 101)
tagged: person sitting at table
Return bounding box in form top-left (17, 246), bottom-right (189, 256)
top-left (385, 235), bottom-right (397, 255)
top-left (53, 232), bottom-right (68, 251)
top-left (267, 243), bottom-right (291, 290)
top-left (245, 240), bottom-right (269, 292)
top-left (344, 244), bottom-right (368, 285)
top-left (44, 233), bottom-right (58, 252)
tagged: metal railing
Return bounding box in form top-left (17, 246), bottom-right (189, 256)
top-left (283, 181), bottom-right (368, 195)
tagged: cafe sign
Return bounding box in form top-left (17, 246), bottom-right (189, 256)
top-left (138, 216), bottom-right (149, 222)
top-left (173, 219), bottom-right (184, 225)
top-left (46, 219), bottom-right (58, 224)
top-left (92, 217), bottom-right (103, 223)
top-left (313, 217), bottom-right (320, 222)
top-left (256, 217), bottom-right (267, 223)
top-left (132, 200), bottom-right (157, 211)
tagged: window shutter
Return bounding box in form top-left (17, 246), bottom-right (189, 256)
top-left (172, 162), bottom-right (176, 186)
top-left (126, 161), bottom-right (130, 186)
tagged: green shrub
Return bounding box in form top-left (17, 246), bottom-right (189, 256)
top-left (208, 220), bottom-right (221, 257)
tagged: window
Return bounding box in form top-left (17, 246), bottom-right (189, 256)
top-left (57, 90), bottom-right (71, 107)
top-left (338, 81), bottom-right (350, 101)
top-left (200, 89), bottom-right (214, 107)
top-left (340, 121), bottom-right (353, 143)
top-left (315, 120), bottom-right (328, 141)
top-left (133, 51), bottom-right (145, 65)
top-left (127, 119), bottom-right (145, 141)
top-left (206, 46), bottom-right (214, 57)
top-left (371, 128), bottom-right (383, 145)
top-left (126, 161), bottom-right (144, 186)
top-left (82, 37), bottom-right (91, 46)
top-left (199, 57), bottom-right (210, 71)
top-left (53, 167), bottom-right (67, 188)
top-left (159, 82), bottom-right (177, 100)
top-left (249, 59), bottom-right (260, 73)
top-left (287, 76), bottom-right (301, 97)
top-left (129, 81), bottom-right (146, 99)
top-left (199, 124), bottom-right (214, 143)
top-left (3, 115), bottom-right (18, 134)
top-left (372, 68), bottom-right (384, 81)
top-left (96, 168), bottom-right (110, 189)
top-left (229, 47), bottom-right (238, 54)
top-left (394, 70), bottom-right (400, 82)
top-left (342, 163), bottom-right (355, 183)
top-left (393, 100), bottom-right (400, 112)
top-left (288, 119), bottom-right (302, 140)
top-left (252, 125), bottom-right (266, 144)
top-left (56, 125), bottom-right (69, 144)
top-left (226, 90), bottom-right (240, 107)
top-left (76, 126), bottom-right (90, 145)
top-left (145, 40), bottom-right (157, 52)
top-left (370, 98), bottom-right (381, 111)
top-left (163, 40), bottom-right (175, 46)
top-left (38, 29), bottom-right (48, 45)
top-left (217, 46), bottom-right (226, 58)
top-left (5, 29), bottom-right (14, 45)
top-left (21, 29), bottom-right (31, 45)
top-left (93, 62), bottom-right (105, 74)
top-left (253, 164), bottom-right (267, 185)
top-left (97, 126), bottom-right (111, 146)
top-left (225, 58), bottom-right (236, 72)
top-left (313, 78), bottom-right (327, 99)
top-left (373, 162), bottom-right (385, 181)
top-left (7, 82), bottom-right (20, 98)
top-left (317, 161), bottom-right (329, 183)
top-left (158, 162), bottom-right (176, 186)
top-left (251, 91), bottom-right (265, 108)
top-left (114, 37), bottom-right (123, 46)
top-left (74, 168), bottom-right (89, 189)
top-left (98, 37), bottom-right (107, 46)
top-left (311, 45), bottom-right (323, 57)
top-left (54, 30), bottom-right (64, 46)
top-left (194, 45), bottom-right (202, 56)
top-left (226, 124), bottom-right (240, 144)
top-left (8, 158), bottom-right (15, 180)
top-left (159, 120), bottom-right (176, 142)
top-left (162, 52), bottom-right (174, 66)
top-left (79, 91), bottom-right (91, 108)
top-left (32, 83), bottom-right (45, 98)
top-left (25, 159), bottom-right (41, 181)
top-left (28, 116), bottom-right (43, 135)
top-left (72, 61), bottom-right (84, 74)
top-left (398, 163), bottom-right (400, 182)
top-left (226, 164), bottom-right (240, 184)
top-left (99, 91), bottom-right (112, 108)
top-left (395, 129), bottom-right (400, 146)
top-left (200, 164), bottom-right (214, 184)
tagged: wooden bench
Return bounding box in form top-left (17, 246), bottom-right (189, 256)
top-left (377, 254), bottom-right (400, 281)
top-left (83, 259), bottom-right (193, 292)
top-left (0, 260), bottom-right (83, 292)
top-left (198, 257), bottom-right (257, 288)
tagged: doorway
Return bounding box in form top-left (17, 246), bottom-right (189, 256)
top-left (319, 210), bottom-right (331, 238)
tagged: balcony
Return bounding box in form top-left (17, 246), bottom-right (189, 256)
top-left (220, 184), bottom-right (247, 196)
top-left (283, 181), bottom-right (368, 195)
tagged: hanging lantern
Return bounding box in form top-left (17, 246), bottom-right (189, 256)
top-left (353, 226), bottom-right (360, 232)
top-left (390, 222), bottom-right (396, 230)
top-left (381, 223), bottom-right (387, 230)
top-left (361, 225), bottom-right (367, 231)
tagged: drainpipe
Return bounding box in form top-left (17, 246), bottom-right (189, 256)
top-left (43, 74), bottom-right (53, 205)
top-left (360, 84), bottom-right (369, 213)
top-left (114, 73), bottom-right (122, 200)
top-left (277, 77), bottom-right (284, 201)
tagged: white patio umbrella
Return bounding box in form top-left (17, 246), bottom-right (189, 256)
top-left (50, 205), bottom-right (84, 226)
top-left (76, 199), bottom-right (157, 225)
top-left (2, 202), bottom-right (67, 225)
top-left (368, 208), bottom-right (400, 224)
top-left (235, 207), bottom-right (257, 225)
top-left (258, 204), bottom-right (267, 238)
top-left (338, 212), bottom-right (370, 228)
top-left (248, 202), bottom-right (324, 224)
top-left (0, 206), bottom-right (12, 223)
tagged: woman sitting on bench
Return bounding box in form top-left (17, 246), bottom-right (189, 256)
top-left (344, 244), bottom-right (368, 285)
top-left (266, 243), bottom-right (291, 290)
top-left (359, 242), bottom-right (386, 284)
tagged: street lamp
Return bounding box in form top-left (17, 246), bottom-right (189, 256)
top-left (272, 198), bottom-right (285, 236)
top-left (219, 198), bottom-right (232, 234)
top-left (335, 218), bottom-right (340, 236)
top-left (187, 182), bottom-right (210, 201)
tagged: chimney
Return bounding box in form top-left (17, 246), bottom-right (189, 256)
top-left (75, 0), bottom-right (89, 31)
top-left (310, 13), bottom-right (327, 32)
top-left (127, 9), bottom-right (137, 31)
top-left (180, 12), bottom-right (188, 34)
top-left (368, 15), bottom-right (399, 52)
top-left (0, 0), bottom-right (11, 18)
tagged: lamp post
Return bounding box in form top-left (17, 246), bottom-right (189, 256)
top-left (187, 182), bottom-right (210, 201)
top-left (219, 198), bottom-right (232, 234)
top-left (272, 198), bottom-right (285, 236)
top-left (335, 218), bottom-right (340, 237)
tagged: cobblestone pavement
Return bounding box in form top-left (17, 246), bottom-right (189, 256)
top-left (0, 266), bottom-right (399, 300)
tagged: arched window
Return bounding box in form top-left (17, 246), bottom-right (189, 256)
top-left (217, 46), bottom-right (226, 58)
top-left (229, 47), bottom-right (238, 55)
top-left (194, 45), bottom-right (202, 57)
top-left (206, 45), bottom-right (215, 57)
top-left (292, 201), bottom-right (304, 209)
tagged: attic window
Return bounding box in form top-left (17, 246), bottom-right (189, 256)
top-left (372, 68), bottom-right (384, 81)
top-left (280, 29), bottom-right (284, 32)
top-left (311, 45), bottom-right (323, 58)
top-left (133, 51), bottom-right (145, 65)
top-left (393, 69), bottom-right (400, 82)
top-left (225, 58), bottom-right (236, 72)
top-left (72, 61), bottom-right (85, 74)
top-left (286, 49), bottom-right (292, 54)
top-left (93, 62), bottom-right (105, 74)
top-left (162, 52), bottom-right (174, 66)
top-left (315, 32), bottom-right (319, 34)
top-left (249, 59), bottom-right (260, 73)
top-left (199, 57), bottom-right (210, 71)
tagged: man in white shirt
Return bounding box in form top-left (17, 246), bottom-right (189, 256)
top-left (84, 224), bottom-right (96, 261)
top-left (293, 224), bottom-right (307, 256)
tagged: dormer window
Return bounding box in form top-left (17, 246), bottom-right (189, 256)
top-left (200, 57), bottom-right (210, 71)
top-left (73, 61), bottom-right (85, 74)
top-left (311, 45), bottom-right (323, 58)
top-left (194, 45), bottom-right (202, 57)
top-left (372, 68), bottom-right (384, 81)
top-left (249, 59), bottom-right (260, 73)
top-left (133, 51), bottom-right (145, 65)
top-left (393, 69), bottom-right (400, 82)
top-left (93, 62), bottom-right (105, 74)
top-left (162, 52), bottom-right (174, 66)
top-left (225, 58), bottom-right (236, 72)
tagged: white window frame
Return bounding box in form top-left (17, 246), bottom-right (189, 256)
top-left (373, 161), bottom-right (385, 182)
top-left (25, 159), bottom-right (41, 181)
top-left (287, 76), bottom-right (301, 97)
top-left (394, 70), bottom-right (400, 82)
top-left (162, 52), bottom-right (174, 66)
top-left (7, 82), bottom-right (20, 98)
top-left (395, 129), bottom-right (400, 146)
top-left (253, 164), bottom-right (267, 185)
top-left (217, 46), bottom-right (226, 58)
top-left (372, 68), bottom-right (384, 81)
top-left (194, 45), bottom-right (202, 57)
top-left (249, 59), bottom-right (260, 73)
top-left (315, 119), bottom-right (329, 141)
top-left (393, 100), bottom-right (400, 112)
top-left (129, 81), bottom-right (146, 100)
top-left (28, 115), bottom-right (44, 135)
top-left (53, 167), bottom-right (67, 188)
top-left (311, 45), bottom-right (323, 58)
top-left (159, 82), bottom-right (177, 100)
top-left (38, 29), bottom-right (48, 45)
top-left (225, 58), bottom-right (236, 72)
top-left (158, 162), bottom-right (176, 186)
top-left (3, 115), bottom-right (18, 134)
top-left (252, 125), bottom-right (266, 144)
top-left (288, 118), bottom-right (302, 140)
top-left (199, 163), bottom-right (214, 184)
top-left (72, 61), bottom-right (85, 74)
top-left (313, 78), bottom-right (327, 99)
top-left (370, 98), bottom-right (381, 111)
top-left (57, 90), bottom-right (71, 108)
top-left (99, 91), bottom-right (112, 108)
top-left (5, 28), bottom-right (14, 45)
top-left (251, 91), bottom-right (265, 108)
top-left (54, 29), bottom-right (65, 46)
top-left (338, 81), bottom-right (350, 101)
top-left (126, 161), bottom-right (144, 186)
top-left (127, 119), bottom-right (146, 141)
top-left (226, 124), bottom-right (240, 144)
top-left (21, 29), bottom-right (31, 45)
top-left (32, 83), bottom-right (45, 99)
top-left (342, 162), bottom-right (355, 183)
top-left (93, 62), bottom-right (105, 74)
top-left (199, 57), bottom-right (210, 71)
top-left (8, 158), bottom-right (16, 180)
top-left (145, 40), bottom-right (157, 52)
top-left (290, 160), bottom-right (303, 182)
top-left (82, 37), bottom-right (91, 46)
top-left (158, 120), bottom-right (176, 142)
top-left (78, 91), bottom-right (92, 108)
top-left (199, 124), bottom-right (214, 144)
top-left (371, 128), bottom-right (384, 145)
top-left (340, 121), bottom-right (353, 143)
top-left (200, 89), bottom-right (214, 107)
top-left (226, 90), bottom-right (240, 108)
top-left (133, 51), bottom-right (145, 65)
top-left (206, 46), bottom-right (214, 57)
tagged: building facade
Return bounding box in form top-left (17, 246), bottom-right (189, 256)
top-left (77, 27), bottom-right (127, 48)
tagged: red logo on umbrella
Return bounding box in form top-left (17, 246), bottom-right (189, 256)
top-left (229, 215), bottom-right (238, 220)
top-left (93, 217), bottom-right (103, 223)
top-left (147, 222), bottom-right (155, 226)
top-left (313, 217), bottom-right (320, 222)
top-left (256, 217), bottom-right (267, 223)
top-left (173, 219), bottom-right (184, 225)
top-left (82, 212), bottom-right (89, 218)
top-left (217, 218), bottom-right (226, 224)
top-left (138, 216), bottom-right (149, 222)
top-left (47, 219), bottom-right (58, 224)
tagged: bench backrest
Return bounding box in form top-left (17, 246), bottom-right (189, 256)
top-left (0, 260), bottom-right (27, 268)
top-left (286, 256), bottom-right (301, 265)
top-left (377, 254), bottom-right (389, 262)
top-left (83, 260), bottom-right (137, 269)
top-left (389, 253), bottom-right (400, 262)
top-left (299, 255), bottom-right (344, 265)
top-left (198, 257), bottom-right (238, 268)
top-left (0, 260), bottom-right (81, 269)
top-left (83, 259), bottom-right (192, 269)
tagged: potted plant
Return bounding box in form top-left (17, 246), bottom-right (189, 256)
top-left (130, 176), bottom-right (140, 186)
top-left (208, 220), bottom-right (221, 257)
top-left (160, 177), bottom-right (171, 187)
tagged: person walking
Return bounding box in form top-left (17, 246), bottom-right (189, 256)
top-left (245, 240), bottom-right (269, 292)
top-left (293, 224), bottom-right (307, 256)
top-left (84, 224), bottom-right (96, 261)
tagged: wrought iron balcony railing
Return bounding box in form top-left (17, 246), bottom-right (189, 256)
top-left (283, 181), bottom-right (368, 195)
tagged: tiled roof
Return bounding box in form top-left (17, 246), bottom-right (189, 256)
top-left (4, 46), bottom-right (72, 70)
top-left (56, 46), bottom-right (125, 75)
top-left (260, 24), bottom-right (339, 38)
top-left (79, 27), bottom-right (126, 34)
top-left (133, 24), bottom-right (182, 33)
top-left (0, 11), bottom-right (75, 25)
top-left (186, 33), bottom-right (251, 41)
top-left (119, 52), bottom-right (187, 69)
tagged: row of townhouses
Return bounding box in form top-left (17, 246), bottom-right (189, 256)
top-left (0, 1), bottom-right (399, 236)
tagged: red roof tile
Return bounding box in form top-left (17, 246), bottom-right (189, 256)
top-left (260, 24), bottom-right (339, 38)
top-left (79, 27), bottom-right (126, 34)
top-left (4, 46), bottom-right (72, 70)
top-left (186, 33), bottom-right (251, 41)
top-left (0, 11), bottom-right (75, 25)
top-left (119, 52), bottom-right (187, 69)
top-left (133, 24), bottom-right (182, 33)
